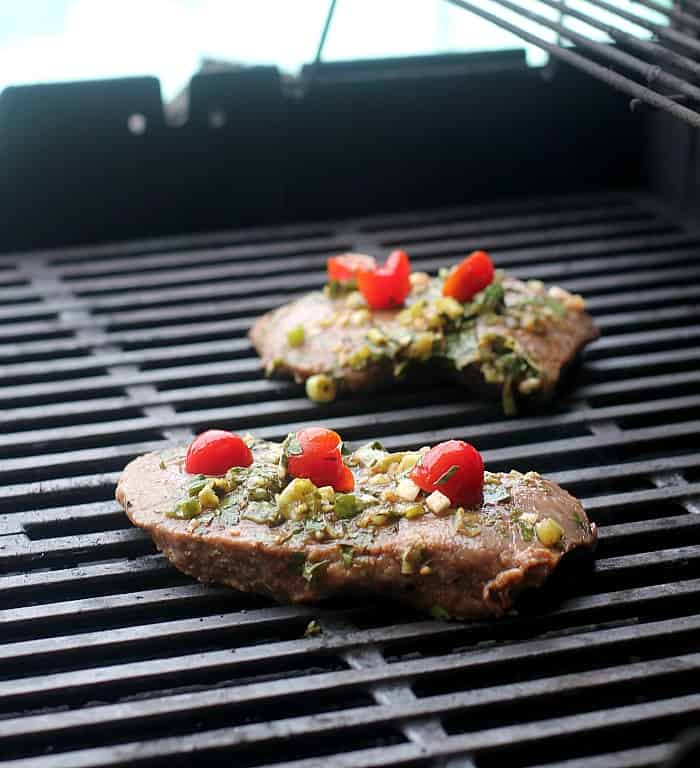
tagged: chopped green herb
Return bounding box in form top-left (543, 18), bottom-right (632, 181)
top-left (444, 322), bottom-right (478, 370)
top-left (288, 552), bottom-right (305, 575)
top-left (166, 498), bottom-right (202, 520)
top-left (431, 605), bottom-right (451, 621)
top-left (340, 545), bottom-right (355, 569)
top-left (403, 503), bottom-right (426, 519)
top-left (572, 510), bottom-right (588, 532)
top-left (325, 279), bottom-right (355, 298)
top-left (435, 464), bottom-right (459, 486)
top-left (454, 508), bottom-right (481, 537)
top-left (219, 506), bottom-right (240, 527)
top-left (478, 282), bottom-right (506, 314)
top-left (241, 502), bottom-right (281, 526)
top-left (159, 458), bottom-right (167, 470)
top-left (353, 441), bottom-right (387, 468)
top-left (187, 477), bottom-right (208, 497)
top-left (304, 619), bottom-right (322, 638)
top-left (302, 559), bottom-right (330, 583)
top-left (482, 484), bottom-right (511, 505)
top-left (283, 433), bottom-right (303, 457)
top-left (401, 542), bottom-right (425, 575)
top-left (335, 493), bottom-right (359, 519)
top-left (516, 296), bottom-right (566, 318)
top-left (249, 487), bottom-right (270, 502)
top-left (225, 466), bottom-right (247, 488)
top-left (519, 520), bottom-right (535, 541)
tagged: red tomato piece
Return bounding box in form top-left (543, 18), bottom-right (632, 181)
top-left (327, 253), bottom-right (377, 283)
top-left (410, 439), bottom-right (484, 508)
top-left (357, 249), bottom-right (411, 310)
top-left (334, 463), bottom-right (355, 493)
top-left (286, 427), bottom-right (353, 491)
top-left (185, 430), bottom-right (253, 475)
top-left (442, 250), bottom-right (495, 303)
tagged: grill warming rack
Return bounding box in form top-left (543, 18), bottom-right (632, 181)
top-left (437, 0), bottom-right (700, 128)
top-left (0, 190), bottom-right (700, 767)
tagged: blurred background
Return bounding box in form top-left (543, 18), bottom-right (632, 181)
top-left (1, 0), bottom-right (672, 103)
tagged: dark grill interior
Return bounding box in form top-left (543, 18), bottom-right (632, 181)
top-left (1, 189), bottom-right (700, 767)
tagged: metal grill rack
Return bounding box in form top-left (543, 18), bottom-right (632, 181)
top-left (1, 189), bottom-right (700, 767)
top-left (441, 0), bottom-right (700, 128)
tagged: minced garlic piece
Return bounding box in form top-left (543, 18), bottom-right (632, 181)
top-left (527, 279), bottom-right (545, 294)
top-left (397, 477), bottom-right (421, 501)
top-left (426, 490), bottom-right (451, 514)
top-left (350, 309), bottom-right (371, 326)
top-left (345, 291), bottom-right (366, 309)
top-left (409, 271), bottom-right (431, 293)
top-left (434, 296), bottom-right (463, 319)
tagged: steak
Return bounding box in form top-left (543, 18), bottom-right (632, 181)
top-left (249, 273), bottom-right (599, 413)
top-left (116, 436), bottom-right (597, 620)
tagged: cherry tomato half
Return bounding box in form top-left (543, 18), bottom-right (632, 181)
top-left (410, 439), bottom-right (484, 508)
top-left (327, 253), bottom-right (377, 283)
top-left (442, 250), bottom-right (495, 303)
top-left (287, 427), bottom-right (354, 491)
top-left (357, 249), bottom-right (411, 310)
top-left (185, 430), bottom-right (254, 475)
top-left (334, 464), bottom-right (355, 493)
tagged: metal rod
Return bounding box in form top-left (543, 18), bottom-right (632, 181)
top-left (631, 0), bottom-right (700, 31)
top-left (483, 0), bottom-right (700, 105)
top-left (583, 0), bottom-right (700, 55)
top-left (315, 0), bottom-right (338, 65)
top-left (442, 0), bottom-right (700, 128)
top-left (536, 0), bottom-right (700, 79)
top-left (679, 0), bottom-right (700, 15)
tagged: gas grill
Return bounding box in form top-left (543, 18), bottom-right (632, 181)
top-left (1, 3), bottom-right (700, 767)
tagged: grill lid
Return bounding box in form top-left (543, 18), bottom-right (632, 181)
top-left (1, 190), bottom-right (700, 767)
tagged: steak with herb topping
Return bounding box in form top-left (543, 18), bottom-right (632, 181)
top-left (250, 273), bottom-right (599, 414)
top-left (116, 436), bottom-right (597, 620)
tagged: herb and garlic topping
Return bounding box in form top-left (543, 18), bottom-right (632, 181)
top-left (161, 432), bottom-right (593, 561)
top-left (250, 248), bottom-right (596, 415)
top-left (119, 429), bottom-right (597, 621)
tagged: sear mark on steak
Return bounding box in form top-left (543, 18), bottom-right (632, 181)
top-left (116, 437), bottom-right (597, 620)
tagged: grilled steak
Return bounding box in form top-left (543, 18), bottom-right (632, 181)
top-left (250, 273), bottom-right (599, 413)
top-left (116, 436), bottom-right (597, 620)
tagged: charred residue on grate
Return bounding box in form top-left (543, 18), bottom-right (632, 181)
top-left (0, 191), bottom-right (699, 767)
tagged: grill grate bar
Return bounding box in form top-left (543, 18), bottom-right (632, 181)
top-left (1, 603), bottom-right (698, 703)
top-left (4, 689), bottom-right (697, 768)
top-left (1, 191), bottom-right (698, 767)
top-left (1, 573), bottom-right (698, 672)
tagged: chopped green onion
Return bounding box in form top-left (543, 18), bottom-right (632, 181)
top-left (305, 374), bottom-right (336, 403)
top-left (287, 324), bottom-right (306, 348)
top-left (167, 498), bottom-right (202, 519)
top-left (335, 493), bottom-right (359, 519)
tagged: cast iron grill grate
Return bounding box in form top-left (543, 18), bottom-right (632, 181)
top-left (1, 189), bottom-right (699, 768)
